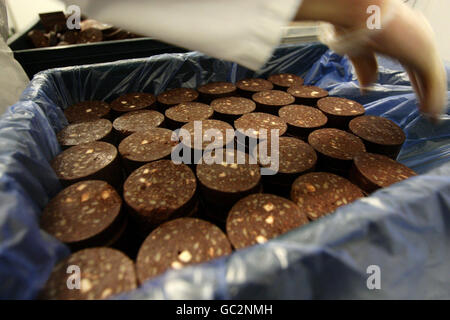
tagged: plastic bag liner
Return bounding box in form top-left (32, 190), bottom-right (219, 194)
top-left (0, 43), bottom-right (449, 299)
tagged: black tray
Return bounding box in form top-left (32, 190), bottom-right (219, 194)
top-left (7, 20), bottom-right (188, 78)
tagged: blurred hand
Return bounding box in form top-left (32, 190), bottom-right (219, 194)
top-left (297, 0), bottom-right (448, 120)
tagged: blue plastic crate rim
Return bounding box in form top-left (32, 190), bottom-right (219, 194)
top-left (0, 43), bottom-right (449, 299)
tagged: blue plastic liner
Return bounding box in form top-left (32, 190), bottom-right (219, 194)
top-left (0, 43), bottom-right (449, 299)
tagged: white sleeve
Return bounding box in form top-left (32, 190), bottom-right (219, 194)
top-left (0, 39), bottom-right (29, 114)
top-left (0, 0), bottom-right (29, 115)
top-left (61, 0), bottom-right (303, 71)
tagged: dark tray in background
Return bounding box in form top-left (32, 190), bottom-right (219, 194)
top-left (7, 20), bottom-right (188, 78)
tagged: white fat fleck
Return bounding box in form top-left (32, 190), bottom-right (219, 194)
top-left (81, 192), bottom-right (90, 202)
top-left (265, 216), bottom-right (274, 224)
top-left (178, 250), bottom-right (192, 263)
top-left (80, 279), bottom-right (92, 293)
top-left (256, 235), bottom-right (268, 244)
top-left (101, 288), bottom-right (113, 299)
top-left (77, 184), bottom-right (87, 191)
top-left (171, 261), bottom-right (183, 269)
top-left (101, 191), bottom-right (110, 200)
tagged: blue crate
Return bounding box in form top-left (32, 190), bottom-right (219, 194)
top-left (0, 43), bottom-right (449, 299)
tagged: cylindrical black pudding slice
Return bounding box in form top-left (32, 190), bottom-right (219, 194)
top-left (236, 78), bottom-right (274, 98)
top-left (234, 113), bottom-right (287, 140)
top-left (196, 149), bottom-right (262, 223)
top-left (252, 90), bottom-right (295, 115)
top-left (267, 73), bottom-right (304, 90)
top-left (112, 110), bottom-right (165, 141)
top-left (165, 102), bottom-right (213, 130)
top-left (123, 160), bottom-right (197, 237)
top-left (197, 81), bottom-right (237, 104)
top-left (287, 86), bottom-right (329, 106)
top-left (290, 172), bottom-right (364, 221)
top-left (350, 152), bottom-right (417, 193)
top-left (157, 88), bottom-right (199, 110)
top-left (111, 93), bottom-right (156, 116)
top-left (118, 128), bottom-right (178, 174)
top-left (51, 142), bottom-right (121, 188)
top-left (349, 115), bottom-right (406, 159)
top-left (256, 137), bottom-right (317, 197)
top-left (78, 28), bottom-right (103, 43)
top-left (308, 128), bottom-right (366, 176)
top-left (64, 101), bottom-right (111, 124)
top-left (234, 113), bottom-right (287, 153)
top-left (57, 119), bottom-right (113, 148)
top-left (28, 30), bottom-right (49, 48)
top-left (179, 120), bottom-right (235, 165)
top-left (211, 97), bottom-right (256, 124)
top-left (39, 248), bottom-right (137, 300)
top-left (226, 194), bottom-right (309, 250)
top-left (40, 180), bottom-right (123, 251)
top-left (278, 105), bottom-right (328, 140)
top-left (317, 97), bottom-right (365, 129)
top-left (136, 218), bottom-right (232, 284)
